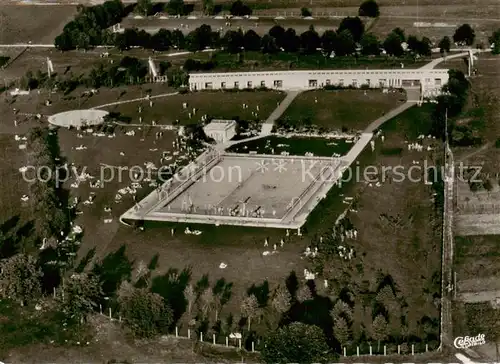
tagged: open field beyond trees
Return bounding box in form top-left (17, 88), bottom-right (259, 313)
top-left (0, 5), bottom-right (77, 44)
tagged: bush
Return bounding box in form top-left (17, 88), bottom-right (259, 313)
top-left (301, 7), bottom-right (312, 17)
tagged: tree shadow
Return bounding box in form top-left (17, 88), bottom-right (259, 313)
top-left (92, 245), bottom-right (134, 298)
top-left (285, 270), bottom-right (299, 298)
top-left (247, 280), bottom-right (269, 307)
top-left (151, 266), bottom-right (192, 326)
top-left (75, 247), bottom-right (96, 273)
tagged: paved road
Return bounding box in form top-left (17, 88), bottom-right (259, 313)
top-left (363, 99), bottom-right (417, 133)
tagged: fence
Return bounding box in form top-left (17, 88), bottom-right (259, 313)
top-left (96, 304), bottom-right (435, 357)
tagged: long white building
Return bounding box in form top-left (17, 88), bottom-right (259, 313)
top-left (189, 69), bottom-right (450, 96)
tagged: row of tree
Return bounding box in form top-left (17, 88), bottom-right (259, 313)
top-left (112, 21), bottom-right (435, 58)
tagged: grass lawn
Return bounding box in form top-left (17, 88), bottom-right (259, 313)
top-left (278, 89), bottom-right (405, 132)
top-left (108, 90), bottom-right (285, 125)
top-left (227, 135), bottom-right (353, 156)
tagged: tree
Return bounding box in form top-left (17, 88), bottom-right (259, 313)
top-left (383, 31), bottom-right (404, 56)
top-left (269, 25), bottom-right (285, 48)
top-left (360, 32), bottom-right (380, 55)
top-left (261, 34), bottom-right (278, 54)
top-left (243, 29), bottom-right (261, 51)
top-left (454, 24), bottom-right (475, 46)
top-left (202, 0), bottom-right (214, 15)
top-left (282, 28), bottom-right (300, 53)
top-left (230, 0), bottom-right (251, 16)
top-left (184, 284), bottom-right (196, 319)
top-left (438, 36), bottom-right (451, 54)
top-left (213, 278), bottom-right (232, 322)
top-left (301, 7), bottom-right (312, 17)
top-left (223, 29), bottom-right (244, 53)
top-left (358, 0), bottom-right (380, 17)
top-left (392, 27), bottom-right (405, 42)
top-left (338, 16), bottom-right (365, 43)
top-left (271, 285), bottom-right (291, 314)
top-left (0, 254), bottom-right (43, 306)
top-left (330, 300), bottom-right (353, 322)
top-left (296, 284), bottom-right (312, 302)
top-left (333, 316), bottom-right (352, 347)
top-left (166, 0), bottom-right (185, 15)
top-left (135, 0), bottom-right (152, 16)
top-left (261, 322), bottom-right (331, 363)
top-left (240, 294), bottom-right (259, 330)
top-left (335, 29), bottom-right (356, 56)
top-left (407, 35), bottom-right (419, 53)
top-left (321, 30), bottom-right (337, 55)
top-left (120, 288), bottom-right (173, 337)
top-left (372, 314), bottom-right (389, 351)
top-left (61, 273), bottom-right (103, 323)
top-left (200, 287), bottom-right (215, 318)
top-left (489, 29), bottom-right (500, 55)
top-left (300, 25), bottom-right (321, 54)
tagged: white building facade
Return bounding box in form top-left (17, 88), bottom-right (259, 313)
top-left (203, 119), bottom-right (237, 143)
top-left (189, 69), bottom-right (450, 96)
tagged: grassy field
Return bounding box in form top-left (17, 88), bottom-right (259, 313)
top-left (455, 235), bottom-right (500, 280)
top-left (108, 89), bottom-right (285, 125)
top-left (227, 135), bottom-right (354, 156)
top-left (0, 5), bottom-right (77, 44)
top-left (278, 89), bottom-right (405, 132)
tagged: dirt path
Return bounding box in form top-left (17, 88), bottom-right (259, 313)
top-left (456, 142), bottom-right (492, 162)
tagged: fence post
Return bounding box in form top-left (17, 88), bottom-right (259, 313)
top-left (119, 315), bottom-right (122, 322)
top-left (53, 287), bottom-right (56, 298)
top-left (398, 345), bottom-right (400, 354)
top-left (426, 343), bottom-right (428, 352)
top-left (384, 345), bottom-right (387, 355)
top-left (343, 347), bottom-right (346, 357)
top-left (369, 345), bottom-right (372, 355)
top-left (226, 337), bottom-right (229, 347)
top-left (239, 338), bottom-right (241, 349)
top-left (187, 329), bottom-right (191, 339)
top-left (252, 341), bottom-right (255, 352)
top-left (356, 346), bottom-right (359, 357)
top-left (108, 307), bottom-right (112, 320)
top-left (99, 304), bottom-right (102, 315)
top-left (200, 332), bottom-right (203, 342)
top-left (175, 326), bottom-right (178, 337)
top-left (213, 334), bottom-right (216, 345)
top-left (412, 344), bottom-right (414, 355)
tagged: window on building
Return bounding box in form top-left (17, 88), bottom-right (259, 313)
top-left (247, 81), bottom-right (252, 88)
top-left (434, 78), bottom-right (442, 86)
top-left (352, 79), bottom-right (358, 87)
top-left (234, 81), bottom-right (239, 88)
top-left (205, 82), bottom-right (213, 89)
top-left (339, 79), bottom-right (344, 86)
top-left (379, 79), bottom-right (386, 87)
top-left (273, 80), bottom-right (283, 88)
top-left (308, 79), bottom-right (318, 87)
top-left (260, 80), bottom-right (266, 87)
top-left (221, 82), bottom-right (226, 89)
top-left (325, 79), bottom-right (331, 86)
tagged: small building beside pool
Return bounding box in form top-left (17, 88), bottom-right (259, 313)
top-left (203, 119), bottom-right (237, 143)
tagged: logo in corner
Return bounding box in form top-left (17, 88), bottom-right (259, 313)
top-left (453, 334), bottom-right (486, 349)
